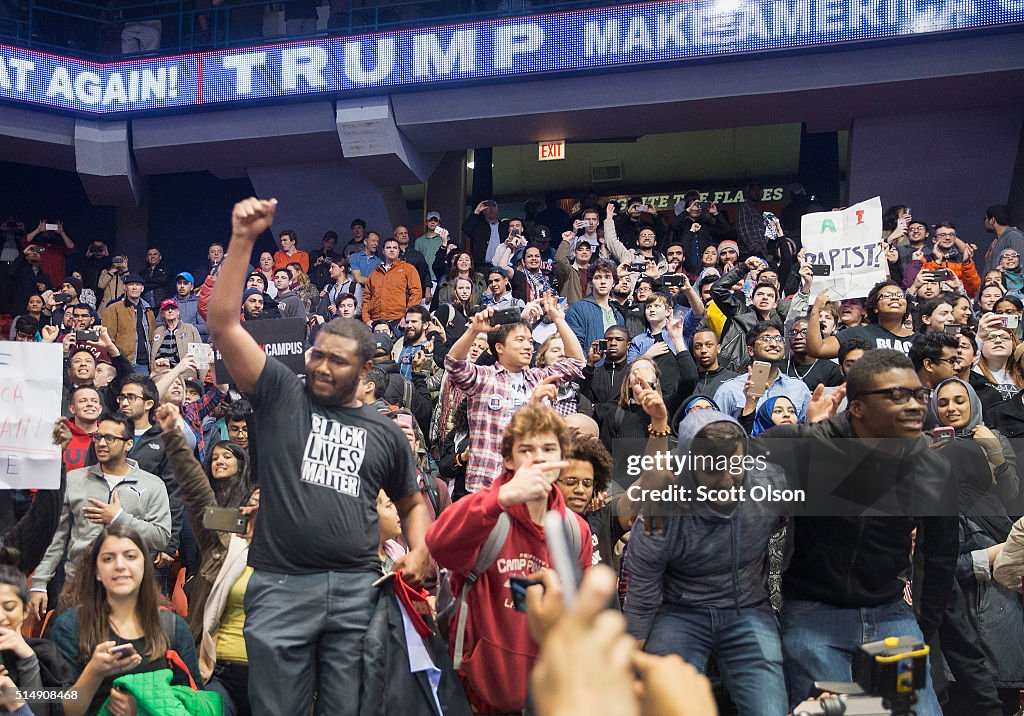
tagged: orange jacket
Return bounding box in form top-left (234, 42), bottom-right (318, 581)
top-left (273, 249), bottom-right (309, 273)
top-left (921, 258), bottom-right (981, 298)
top-left (362, 260), bottom-right (422, 321)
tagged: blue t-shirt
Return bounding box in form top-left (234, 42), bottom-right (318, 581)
top-left (350, 251), bottom-right (382, 281)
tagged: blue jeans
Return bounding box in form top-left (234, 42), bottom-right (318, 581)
top-left (645, 603), bottom-right (788, 715)
top-left (781, 599), bottom-right (941, 715)
top-left (243, 569), bottom-right (377, 716)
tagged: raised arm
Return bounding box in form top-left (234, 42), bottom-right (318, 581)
top-left (805, 290), bottom-right (841, 359)
top-left (208, 198), bottom-right (277, 395)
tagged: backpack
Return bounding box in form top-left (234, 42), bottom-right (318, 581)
top-left (435, 510), bottom-right (582, 670)
top-left (421, 472), bottom-right (442, 516)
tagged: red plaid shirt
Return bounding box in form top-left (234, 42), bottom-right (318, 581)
top-left (444, 354), bottom-right (584, 493)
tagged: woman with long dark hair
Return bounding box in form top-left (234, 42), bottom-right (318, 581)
top-left (0, 547), bottom-right (74, 715)
top-left (156, 403), bottom-right (257, 716)
top-left (51, 524), bottom-right (198, 716)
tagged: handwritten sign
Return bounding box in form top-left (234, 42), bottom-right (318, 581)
top-left (0, 343), bottom-right (63, 489)
top-left (801, 197), bottom-right (886, 300)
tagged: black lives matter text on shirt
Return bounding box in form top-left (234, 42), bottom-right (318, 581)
top-left (836, 324), bottom-right (920, 356)
top-left (247, 358), bottom-right (419, 574)
top-left (214, 317), bottom-right (307, 382)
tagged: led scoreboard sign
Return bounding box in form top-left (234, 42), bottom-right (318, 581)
top-left (0, 0), bottom-right (1020, 115)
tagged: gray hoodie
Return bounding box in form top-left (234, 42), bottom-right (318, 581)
top-left (623, 410), bottom-right (786, 642)
top-left (31, 459), bottom-right (171, 590)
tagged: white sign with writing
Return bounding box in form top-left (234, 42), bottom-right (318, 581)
top-left (801, 197), bottom-right (886, 300)
top-left (0, 343), bottom-right (63, 489)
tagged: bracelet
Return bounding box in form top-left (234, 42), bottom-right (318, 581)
top-left (647, 425), bottom-right (671, 437)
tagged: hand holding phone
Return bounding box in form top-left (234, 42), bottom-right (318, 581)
top-left (749, 361), bottom-right (772, 398)
top-left (109, 643), bottom-right (137, 658)
top-left (930, 426), bottom-right (955, 450)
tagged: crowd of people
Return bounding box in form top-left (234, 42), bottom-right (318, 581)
top-left (2, 189), bottom-right (1024, 716)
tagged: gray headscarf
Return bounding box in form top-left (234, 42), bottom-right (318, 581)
top-left (928, 377), bottom-right (984, 438)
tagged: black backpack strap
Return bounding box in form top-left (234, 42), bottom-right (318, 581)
top-left (422, 472), bottom-right (442, 516)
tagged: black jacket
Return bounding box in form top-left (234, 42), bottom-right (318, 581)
top-left (710, 265), bottom-right (784, 373)
top-left (130, 424), bottom-right (183, 557)
top-left (140, 262), bottom-right (172, 305)
top-left (361, 580), bottom-right (472, 716)
top-left (580, 358), bottom-right (629, 425)
top-left (669, 211), bottom-right (733, 275)
top-left (0, 469), bottom-right (65, 575)
top-left (461, 212), bottom-right (499, 266)
top-left (757, 414), bottom-right (959, 636)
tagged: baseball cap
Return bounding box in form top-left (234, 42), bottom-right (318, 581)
top-left (159, 297), bottom-right (178, 311)
top-left (530, 225), bottom-right (551, 242)
top-left (426, 211), bottom-right (441, 222)
top-left (176, 271), bottom-right (195, 284)
top-left (373, 334), bottom-right (394, 356)
top-left (124, 273), bottom-right (145, 286)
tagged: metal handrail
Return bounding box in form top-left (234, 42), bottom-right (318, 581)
top-left (0, 0), bottom-right (620, 60)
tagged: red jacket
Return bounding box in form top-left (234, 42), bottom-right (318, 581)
top-left (425, 471), bottom-right (592, 713)
top-left (63, 418), bottom-right (94, 471)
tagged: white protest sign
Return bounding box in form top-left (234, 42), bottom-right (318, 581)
top-left (0, 343), bottom-right (63, 489)
top-left (801, 197), bottom-right (886, 300)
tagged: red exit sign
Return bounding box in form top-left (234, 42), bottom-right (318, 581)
top-left (538, 140), bottom-right (566, 161)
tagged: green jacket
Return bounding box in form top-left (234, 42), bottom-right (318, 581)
top-left (97, 669), bottom-right (222, 716)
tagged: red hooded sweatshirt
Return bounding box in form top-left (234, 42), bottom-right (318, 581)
top-left (425, 470), bottom-right (592, 714)
top-left (63, 418), bottom-right (95, 471)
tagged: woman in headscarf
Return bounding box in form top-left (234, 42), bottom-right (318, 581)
top-left (744, 395), bottom-right (800, 436)
top-left (929, 377), bottom-right (1020, 513)
top-left (929, 377), bottom-right (1024, 712)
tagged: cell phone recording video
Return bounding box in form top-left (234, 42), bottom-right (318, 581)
top-left (489, 308), bottom-right (522, 326)
top-left (749, 361), bottom-right (771, 397)
top-left (202, 506), bottom-right (249, 533)
top-left (509, 575), bottom-right (537, 612)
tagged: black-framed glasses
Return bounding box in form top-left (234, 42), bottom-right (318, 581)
top-left (556, 477), bottom-right (594, 489)
top-left (852, 387), bottom-right (931, 405)
top-left (115, 394), bottom-right (143, 404)
top-left (756, 335), bottom-right (785, 344)
top-left (788, 328), bottom-right (808, 337)
top-left (94, 434), bottom-right (129, 444)
top-left (929, 357), bottom-right (960, 367)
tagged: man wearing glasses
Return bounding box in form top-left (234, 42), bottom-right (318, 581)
top-left (713, 321), bottom-right (812, 421)
top-left (28, 413), bottom-right (171, 621)
top-left (758, 348), bottom-right (958, 715)
top-left (116, 375), bottom-right (183, 577)
top-left (910, 221), bottom-right (981, 298)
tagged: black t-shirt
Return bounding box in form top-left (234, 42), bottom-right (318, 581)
top-left (584, 496), bottom-right (628, 569)
top-left (836, 324), bottom-right (919, 356)
top-left (248, 358), bottom-right (418, 574)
